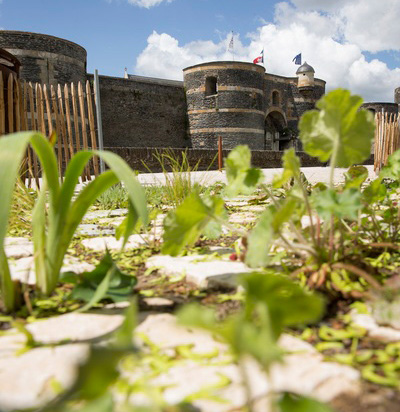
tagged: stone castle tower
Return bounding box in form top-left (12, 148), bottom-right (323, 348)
top-left (183, 61), bottom-right (325, 151)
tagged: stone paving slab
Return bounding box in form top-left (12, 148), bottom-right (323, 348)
top-left (146, 254), bottom-right (251, 289)
top-left (83, 208), bottom-right (128, 220)
top-left (9, 256), bottom-right (95, 284)
top-left (76, 223), bottom-right (115, 236)
top-left (81, 234), bottom-right (153, 252)
top-left (351, 312), bottom-right (400, 342)
top-left (0, 312), bottom-right (124, 411)
top-left (229, 211), bottom-right (258, 224)
top-left (4, 237), bottom-right (33, 258)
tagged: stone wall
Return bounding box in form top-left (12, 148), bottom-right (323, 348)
top-left (0, 31), bottom-right (87, 85)
top-left (361, 102), bottom-right (399, 115)
top-left (105, 146), bottom-right (374, 173)
top-left (288, 79), bottom-right (325, 129)
top-left (184, 62), bottom-right (266, 150)
top-left (91, 74), bottom-right (189, 148)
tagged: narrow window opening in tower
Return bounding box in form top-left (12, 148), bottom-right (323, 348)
top-left (272, 90), bottom-right (280, 106)
top-left (205, 76), bottom-right (218, 96)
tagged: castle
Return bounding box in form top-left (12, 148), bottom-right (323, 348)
top-left (0, 30), bottom-right (397, 153)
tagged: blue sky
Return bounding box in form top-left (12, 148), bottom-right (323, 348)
top-left (1, 0), bottom-right (400, 102)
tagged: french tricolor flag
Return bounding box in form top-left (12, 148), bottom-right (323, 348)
top-left (253, 49), bottom-right (264, 64)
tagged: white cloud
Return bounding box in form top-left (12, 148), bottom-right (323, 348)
top-left (289, 0), bottom-right (400, 52)
top-left (135, 31), bottom-right (248, 80)
top-left (134, 1), bottom-right (400, 102)
top-left (121, 0), bottom-right (172, 8)
top-left (340, 0), bottom-right (400, 53)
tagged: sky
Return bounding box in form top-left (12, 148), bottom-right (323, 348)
top-left (1, 0), bottom-right (400, 102)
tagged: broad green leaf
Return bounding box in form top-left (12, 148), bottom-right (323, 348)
top-left (67, 252), bottom-right (137, 311)
top-left (178, 303), bottom-right (282, 370)
top-left (202, 194), bottom-right (227, 239)
top-left (312, 188), bottom-right (362, 220)
top-left (0, 132), bottom-right (39, 311)
top-left (273, 148), bottom-right (301, 188)
top-left (224, 145), bottom-right (263, 197)
top-left (162, 191), bottom-right (225, 256)
top-left (362, 177), bottom-right (387, 204)
top-left (61, 394), bottom-right (114, 412)
top-left (241, 273), bottom-right (325, 338)
top-left (245, 209), bottom-right (275, 267)
top-left (246, 198), bottom-right (299, 268)
top-left (113, 300), bottom-right (137, 348)
top-left (230, 304), bottom-right (283, 369)
top-left (278, 392), bottom-right (333, 412)
top-left (299, 89), bottom-right (375, 168)
top-left (344, 165), bottom-right (368, 189)
top-left (178, 303), bottom-right (220, 333)
top-left (380, 149), bottom-right (400, 181)
top-left (115, 202), bottom-right (140, 248)
top-left (65, 346), bottom-right (123, 400)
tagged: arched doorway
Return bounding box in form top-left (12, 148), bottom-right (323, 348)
top-left (264, 110), bottom-right (288, 150)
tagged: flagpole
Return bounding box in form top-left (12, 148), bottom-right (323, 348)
top-left (232, 31), bottom-right (234, 61)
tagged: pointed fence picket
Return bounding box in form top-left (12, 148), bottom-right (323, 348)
top-left (374, 112), bottom-right (400, 173)
top-left (0, 72), bottom-right (101, 186)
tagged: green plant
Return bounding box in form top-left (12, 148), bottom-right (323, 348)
top-left (161, 89), bottom-right (382, 298)
top-left (8, 175), bottom-right (36, 236)
top-left (143, 148), bottom-right (209, 207)
top-left (0, 132), bottom-right (148, 312)
top-left (178, 272), bottom-right (330, 412)
top-left (95, 183), bottom-right (129, 210)
top-left (62, 251), bottom-right (138, 313)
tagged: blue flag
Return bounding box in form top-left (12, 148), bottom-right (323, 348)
top-left (293, 53), bottom-right (301, 65)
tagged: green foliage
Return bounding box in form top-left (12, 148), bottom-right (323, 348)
top-left (143, 148), bottom-right (204, 208)
top-left (312, 188), bottom-right (362, 220)
top-left (381, 149), bottom-right (400, 181)
top-left (179, 273), bottom-right (324, 367)
top-left (344, 165), bottom-right (369, 190)
top-left (278, 392), bottom-right (334, 412)
top-left (245, 209), bottom-right (275, 267)
top-left (299, 89), bottom-right (375, 169)
top-left (95, 183), bottom-right (128, 210)
top-left (0, 132), bottom-right (148, 311)
top-left (272, 148), bottom-right (302, 189)
top-left (162, 191), bottom-right (226, 256)
top-left (242, 273), bottom-right (324, 338)
top-left (224, 145), bottom-right (263, 197)
top-left (62, 252), bottom-right (137, 312)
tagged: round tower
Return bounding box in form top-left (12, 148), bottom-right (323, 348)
top-left (0, 31), bottom-right (87, 85)
top-left (183, 61), bottom-right (265, 149)
top-left (296, 62), bottom-right (315, 89)
top-left (395, 87), bottom-right (400, 105)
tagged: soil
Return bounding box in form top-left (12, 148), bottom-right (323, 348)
top-left (331, 382), bottom-right (400, 412)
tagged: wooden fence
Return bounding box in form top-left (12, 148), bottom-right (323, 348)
top-left (374, 112), bottom-right (400, 172)
top-left (0, 72), bottom-right (100, 186)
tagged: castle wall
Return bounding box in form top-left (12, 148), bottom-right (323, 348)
top-left (107, 146), bottom-right (373, 173)
top-left (0, 31), bottom-right (87, 85)
top-left (89, 74), bottom-right (189, 148)
top-left (395, 88), bottom-right (400, 105)
top-left (184, 62), bottom-right (266, 150)
top-left (361, 102), bottom-right (398, 115)
top-left (288, 79), bottom-right (325, 123)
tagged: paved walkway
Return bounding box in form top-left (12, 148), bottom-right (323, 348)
top-left (25, 165), bottom-right (377, 190)
top-left (136, 165), bottom-right (377, 186)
